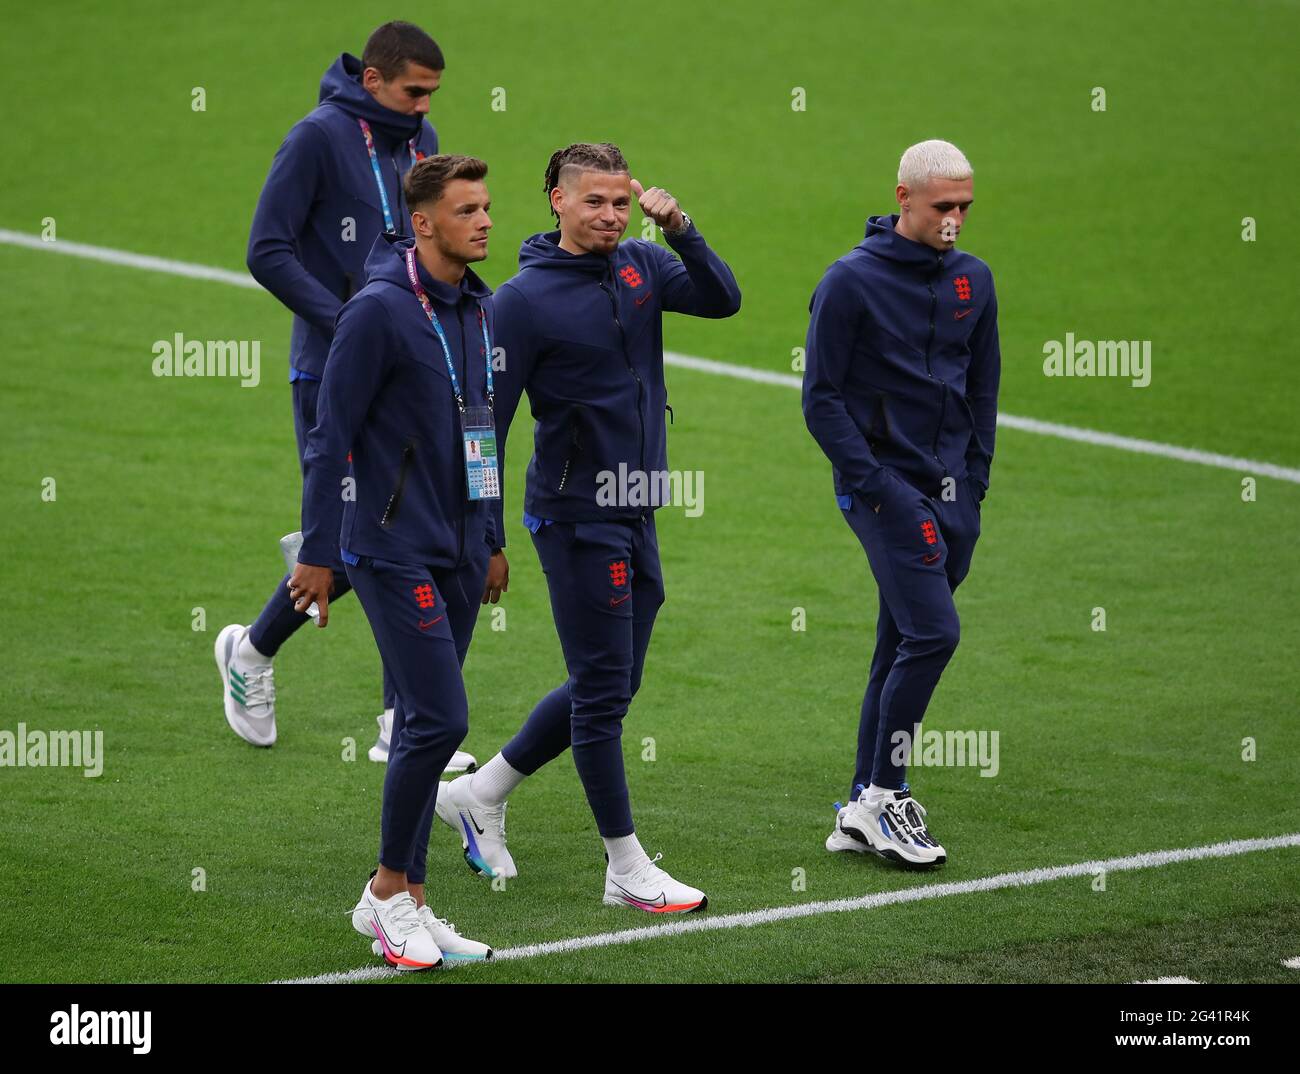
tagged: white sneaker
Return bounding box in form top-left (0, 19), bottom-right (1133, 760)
top-left (351, 876), bottom-right (442, 972)
top-left (434, 774), bottom-right (517, 879)
top-left (825, 798), bottom-right (876, 854)
top-left (370, 905), bottom-right (492, 964)
top-left (834, 788), bottom-right (947, 868)
top-left (367, 710), bottom-right (392, 763)
top-left (214, 624), bottom-right (276, 747)
top-left (368, 709), bottom-right (477, 772)
top-left (603, 853), bottom-right (707, 914)
top-left (447, 749), bottom-right (478, 774)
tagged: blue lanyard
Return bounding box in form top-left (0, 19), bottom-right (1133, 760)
top-left (403, 247), bottom-right (494, 412)
top-left (358, 119), bottom-right (420, 234)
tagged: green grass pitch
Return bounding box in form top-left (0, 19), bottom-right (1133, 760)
top-left (1, 0), bottom-right (1297, 983)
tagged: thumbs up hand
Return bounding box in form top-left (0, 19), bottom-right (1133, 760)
top-left (630, 179), bottom-right (686, 233)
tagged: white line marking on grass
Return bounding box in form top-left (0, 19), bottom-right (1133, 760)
top-left (985, 414), bottom-right (1300, 485)
top-left (661, 350), bottom-right (806, 390)
top-left (1283, 956), bottom-right (1300, 970)
top-left (274, 831), bottom-right (1300, 984)
top-left (0, 228), bottom-right (258, 290)
top-left (4, 230), bottom-right (1299, 486)
top-left (1136, 977), bottom-right (1200, 984)
top-left (661, 352), bottom-right (1300, 485)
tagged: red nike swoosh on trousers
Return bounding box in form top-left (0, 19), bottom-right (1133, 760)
top-left (923, 553), bottom-right (941, 564)
top-left (609, 593), bottom-right (631, 606)
top-left (418, 615), bottom-right (446, 630)
top-left (954, 308), bottom-right (974, 319)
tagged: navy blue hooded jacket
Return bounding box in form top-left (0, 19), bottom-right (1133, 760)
top-left (802, 214), bottom-right (1000, 509)
top-left (299, 233), bottom-right (496, 569)
top-left (489, 223), bottom-right (741, 543)
top-left (247, 53), bottom-right (439, 380)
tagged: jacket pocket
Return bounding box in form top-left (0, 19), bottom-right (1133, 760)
top-left (866, 393), bottom-right (895, 449)
top-left (555, 407), bottom-right (587, 493)
top-left (875, 469), bottom-right (922, 518)
top-left (380, 442), bottom-right (417, 527)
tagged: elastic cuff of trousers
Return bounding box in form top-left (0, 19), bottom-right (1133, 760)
top-left (247, 617), bottom-right (294, 659)
top-left (246, 623), bottom-right (269, 654)
top-left (499, 743), bottom-right (538, 777)
top-left (597, 824), bottom-right (636, 839)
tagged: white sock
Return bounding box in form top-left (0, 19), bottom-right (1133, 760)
top-left (604, 833), bottom-right (650, 875)
top-left (864, 783), bottom-right (895, 807)
top-left (470, 753), bottom-right (526, 805)
top-left (237, 631), bottom-right (273, 667)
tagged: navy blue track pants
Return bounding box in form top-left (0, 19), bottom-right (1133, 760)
top-left (346, 546), bottom-right (488, 885)
top-left (501, 516), bottom-right (664, 838)
top-left (841, 474), bottom-right (981, 797)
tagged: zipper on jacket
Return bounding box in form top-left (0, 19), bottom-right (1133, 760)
top-left (925, 254), bottom-right (949, 477)
top-left (455, 302), bottom-right (470, 564)
top-left (600, 269), bottom-right (646, 478)
top-left (557, 418), bottom-right (581, 492)
top-left (393, 154), bottom-right (408, 235)
top-left (380, 443), bottom-right (416, 526)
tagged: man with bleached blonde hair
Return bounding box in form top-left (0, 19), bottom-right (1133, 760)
top-left (803, 139), bottom-right (1000, 868)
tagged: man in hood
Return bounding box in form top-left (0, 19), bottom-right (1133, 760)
top-left (215, 22), bottom-right (485, 771)
top-left (288, 155), bottom-right (501, 969)
top-left (434, 142), bottom-right (741, 915)
top-left (803, 139), bottom-right (1001, 869)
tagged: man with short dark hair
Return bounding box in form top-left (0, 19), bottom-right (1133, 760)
top-left (289, 155), bottom-right (500, 968)
top-left (215, 22), bottom-right (485, 771)
top-left (434, 142), bottom-right (741, 914)
top-left (803, 139), bottom-right (1000, 869)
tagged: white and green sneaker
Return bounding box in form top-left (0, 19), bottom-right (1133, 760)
top-left (214, 624), bottom-right (276, 747)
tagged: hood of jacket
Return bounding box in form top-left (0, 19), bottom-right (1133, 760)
top-left (861, 213), bottom-right (946, 270)
top-left (516, 229), bottom-right (617, 278)
top-left (364, 232), bottom-right (493, 305)
top-left (318, 52), bottom-right (424, 144)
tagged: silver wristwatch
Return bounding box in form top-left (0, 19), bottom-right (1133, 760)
top-left (664, 211), bottom-right (692, 237)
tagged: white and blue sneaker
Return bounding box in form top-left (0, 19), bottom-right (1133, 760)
top-left (367, 709), bottom-right (477, 772)
top-left (825, 798), bottom-right (876, 854)
top-left (434, 773), bottom-right (517, 879)
top-left (827, 785), bottom-right (946, 868)
top-left (371, 905), bottom-right (492, 964)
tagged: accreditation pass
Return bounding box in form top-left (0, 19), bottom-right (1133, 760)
top-left (461, 405), bottom-right (500, 501)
